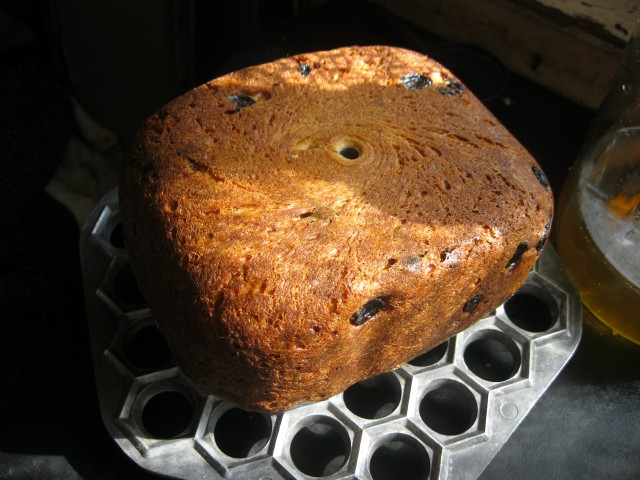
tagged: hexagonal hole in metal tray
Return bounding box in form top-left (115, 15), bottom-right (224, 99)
top-left (367, 432), bottom-right (431, 480)
top-left (418, 378), bottom-right (483, 441)
top-left (108, 219), bottom-right (126, 250)
top-left (502, 277), bottom-right (562, 335)
top-left (109, 316), bottom-right (175, 376)
top-left (140, 389), bottom-right (195, 440)
top-left (285, 415), bottom-right (353, 478)
top-left (117, 373), bottom-right (204, 457)
top-left (89, 203), bottom-right (126, 256)
top-left (195, 401), bottom-right (275, 474)
top-left (462, 328), bottom-right (525, 384)
top-left (213, 407), bottom-right (273, 457)
top-left (407, 340), bottom-right (451, 369)
top-left (342, 372), bottom-right (403, 421)
top-left (97, 256), bottom-right (147, 314)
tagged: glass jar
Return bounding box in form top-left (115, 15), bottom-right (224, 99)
top-left (555, 21), bottom-right (640, 345)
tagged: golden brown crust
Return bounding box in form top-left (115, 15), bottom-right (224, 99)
top-left (119, 46), bottom-right (553, 412)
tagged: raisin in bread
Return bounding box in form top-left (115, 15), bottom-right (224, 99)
top-left (119, 46), bottom-right (553, 412)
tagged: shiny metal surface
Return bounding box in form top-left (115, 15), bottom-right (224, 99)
top-left (80, 188), bottom-right (582, 480)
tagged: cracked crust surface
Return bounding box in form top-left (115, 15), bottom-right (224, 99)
top-left (119, 46), bottom-right (553, 412)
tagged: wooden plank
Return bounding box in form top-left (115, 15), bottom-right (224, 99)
top-left (373, 0), bottom-right (638, 108)
top-left (535, 0), bottom-right (637, 43)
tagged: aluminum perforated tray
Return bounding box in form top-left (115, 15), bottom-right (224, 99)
top-left (80, 188), bottom-right (581, 480)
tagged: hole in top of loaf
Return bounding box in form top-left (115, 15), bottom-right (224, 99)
top-left (332, 139), bottom-right (363, 164)
top-left (339, 146), bottom-right (360, 160)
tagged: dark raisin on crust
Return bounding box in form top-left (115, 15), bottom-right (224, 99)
top-left (297, 205), bottom-right (333, 224)
top-left (463, 294), bottom-right (484, 313)
top-left (438, 87), bottom-right (455, 97)
top-left (506, 241), bottom-right (529, 269)
top-left (298, 63), bottom-right (312, 76)
top-left (437, 78), bottom-right (465, 97)
top-left (536, 221), bottom-right (552, 252)
top-left (350, 296), bottom-right (391, 326)
top-left (532, 166), bottom-right (550, 190)
top-left (401, 72), bottom-right (432, 90)
top-left (225, 94), bottom-right (256, 114)
top-left (535, 235), bottom-right (548, 253)
top-left (447, 79), bottom-right (464, 93)
top-left (229, 94), bottom-right (256, 108)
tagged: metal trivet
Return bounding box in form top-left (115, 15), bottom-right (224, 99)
top-left (80, 188), bottom-right (581, 480)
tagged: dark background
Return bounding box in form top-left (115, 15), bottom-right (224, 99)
top-left (1, 0), bottom-right (639, 478)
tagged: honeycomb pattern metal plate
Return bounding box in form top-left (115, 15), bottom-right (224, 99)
top-left (80, 189), bottom-right (582, 480)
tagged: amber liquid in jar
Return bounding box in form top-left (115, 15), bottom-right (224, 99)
top-left (556, 127), bottom-right (640, 345)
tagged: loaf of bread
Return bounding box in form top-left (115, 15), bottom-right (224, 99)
top-left (119, 46), bottom-right (553, 412)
